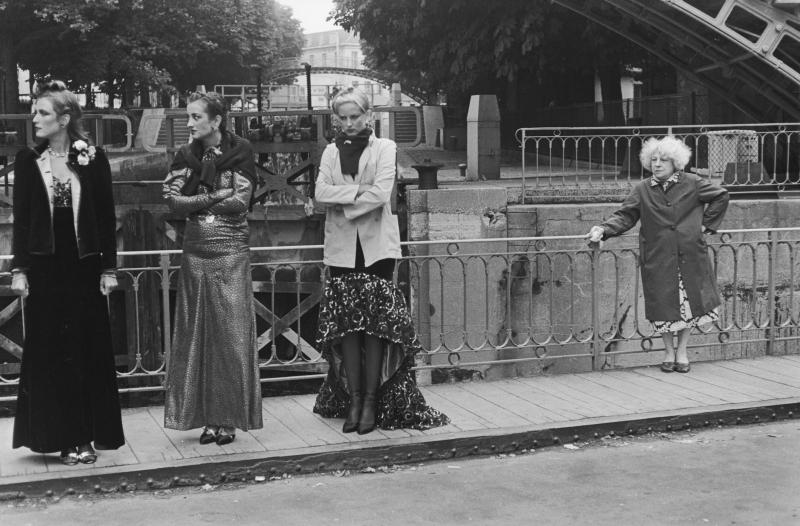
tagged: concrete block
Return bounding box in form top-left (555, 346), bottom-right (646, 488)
top-left (466, 95), bottom-right (500, 180)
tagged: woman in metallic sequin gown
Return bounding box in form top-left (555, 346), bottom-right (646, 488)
top-left (312, 88), bottom-right (449, 434)
top-left (162, 92), bottom-right (262, 445)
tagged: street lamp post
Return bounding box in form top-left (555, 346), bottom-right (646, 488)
top-left (301, 62), bottom-right (312, 110)
top-left (254, 66), bottom-right (263, 127)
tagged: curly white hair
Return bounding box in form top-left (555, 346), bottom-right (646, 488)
top-left (639, 136), bottom-right (692, 171)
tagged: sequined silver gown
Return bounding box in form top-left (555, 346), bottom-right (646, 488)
top-left (162, 157), bottom-right (262, 431)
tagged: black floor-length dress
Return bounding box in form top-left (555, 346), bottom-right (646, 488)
top-left (13, 204), bottom-right (125, 453)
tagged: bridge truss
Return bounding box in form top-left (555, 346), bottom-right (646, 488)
top-left (552, 0), bottom-right (800, 121)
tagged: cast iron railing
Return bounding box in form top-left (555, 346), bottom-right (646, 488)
top-left (0, 228), bottom-right (798, 400)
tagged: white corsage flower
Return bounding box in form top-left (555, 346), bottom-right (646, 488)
top-left (72, 140), bottom-right (96, 166)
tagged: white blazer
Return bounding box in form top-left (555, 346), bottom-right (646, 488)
top-left (315, 135), bottom-right (401, 268)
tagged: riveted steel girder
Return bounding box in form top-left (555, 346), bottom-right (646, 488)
top-left (552, 0), bottom-right (800, 121)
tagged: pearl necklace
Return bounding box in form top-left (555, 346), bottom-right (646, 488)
top-left (48, 147), bottom-right (69, 158)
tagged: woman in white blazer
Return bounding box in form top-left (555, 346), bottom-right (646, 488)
top-left (312, 88), bottom-right (448, 435)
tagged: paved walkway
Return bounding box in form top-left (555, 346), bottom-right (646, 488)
top-left (1, 355), bottom-right (799, 496)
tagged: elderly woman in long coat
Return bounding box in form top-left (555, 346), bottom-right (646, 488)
top-left (586, 136), bottom-right (729, 373)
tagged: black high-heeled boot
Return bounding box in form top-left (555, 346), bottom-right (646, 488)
top-left (342, 392), bottom-right (363, 433)
top-left (357, 392), bottom-right (377, 435)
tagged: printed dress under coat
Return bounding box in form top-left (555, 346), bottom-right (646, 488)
top-left (163, 140), bottom-right (262, 431)
top-left (648, 174), bottom-right (719, 334)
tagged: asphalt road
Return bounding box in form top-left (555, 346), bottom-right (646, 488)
top-left (3, 421), bottom-right (799, 525)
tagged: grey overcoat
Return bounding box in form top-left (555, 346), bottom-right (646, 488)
top-left (600, 172), bottom-right (729, 321)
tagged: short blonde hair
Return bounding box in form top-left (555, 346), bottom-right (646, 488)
top-left (330, 87), bottom-right (371, 114)
top-left (639, 136), bottom-right (692, 171)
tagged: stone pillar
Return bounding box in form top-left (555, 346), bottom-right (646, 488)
top-left (466, 94), bottom-right (501, 180)
top-left (390, 83), bottom-right (402, 106)
top-left (406, 186), bottom-right (508, 383)
top-left (422, 105), bottom-right (445, 147)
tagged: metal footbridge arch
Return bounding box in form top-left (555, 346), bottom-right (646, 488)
top-left (265, 64), bottom-right (427, 105)
top-left (552, 0), bottom-right (800, 121)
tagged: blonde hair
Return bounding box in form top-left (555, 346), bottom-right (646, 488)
top-left (330, 87), bottom-right (371, 114)
top-left (34, 80), bottom-right (89, 142)
top-left (639, 136), bottom-right (692, 171)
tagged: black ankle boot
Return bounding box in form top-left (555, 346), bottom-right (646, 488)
top-left (343, 393), bottom-right (363, 433)
top-left (357, 393), bottom-right (377, 435)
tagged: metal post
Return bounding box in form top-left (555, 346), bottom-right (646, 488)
top-left (303, 63), bottom-right (312, 110)
top-left (766, 231), bottom-right (777, 355)
top-left (255, 67), bottom-right (263, 127)
top-left (590, 242), bottom-right (602, 370)
top-left (160, 253), bottom-right (172, 370)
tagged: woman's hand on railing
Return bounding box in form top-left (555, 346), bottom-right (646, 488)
top-left (100, 274), bottom-right (118, 296)
top-left (11, 271), bottom-right (28, 298)
top-left (585, 226), bottom-right (604, 247)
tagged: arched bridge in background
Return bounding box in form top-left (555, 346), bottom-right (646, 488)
top-left (265, 63), bottom-right (428, 105)
top-left (552, 0), bottom-right (800, 121)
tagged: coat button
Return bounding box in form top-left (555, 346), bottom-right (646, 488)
top-left (670, 225), bottom-right (676, 230)
top-left (666, 202), bottom-right (671, 206)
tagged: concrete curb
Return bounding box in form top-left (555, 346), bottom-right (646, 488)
top-left (2, 398), bottom-right (798, 500)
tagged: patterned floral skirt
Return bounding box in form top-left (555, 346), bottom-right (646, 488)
top-left (313, 272), bottom-right (449, 430)
top-left (651, 272), bottom-right (719, 335)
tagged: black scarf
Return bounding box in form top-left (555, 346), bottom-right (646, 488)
top-left (335, 128), bottom-right (372, 175)
top-left (170, 131), bottom-right (257, 196)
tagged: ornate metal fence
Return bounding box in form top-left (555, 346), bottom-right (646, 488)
top-left (1, 227), bottom-right (798, 400)
top-left (516, 123), bottom-right (800, 198)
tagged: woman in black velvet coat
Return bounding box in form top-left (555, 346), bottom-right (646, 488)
top-left (10, 81), bottom-right (124, 465)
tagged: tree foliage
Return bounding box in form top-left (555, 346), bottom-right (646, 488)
top-left (0, 0), bottom-right (303, 110)
top-left (331, 0), bottom-right (651, 122)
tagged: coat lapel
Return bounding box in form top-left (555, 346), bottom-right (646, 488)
top-left (70, 165), bottom-right (83, 238)
top-left (354, 135), bottom-right (375, 184)
top-left (35, 150), bottom-right (55, 218)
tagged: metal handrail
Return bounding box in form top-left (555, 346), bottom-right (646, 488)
top-left (1, 227), bottom-right (798, 400)
top-left (515, 122), bottom-right (800, 200)
top-left (139, 106), bottom-right (423, 153)
top-left (0, 113), bottom-right (133, 152)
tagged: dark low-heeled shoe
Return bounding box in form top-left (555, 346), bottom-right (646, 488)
top-left (199, 426), bottom-right (219, 445)
top-left (216, 428), bottom-right (235, 445)
top-left (60, 447), bottom-right (80, 466)
top-left (660, 361), bottom-right (676, 373)
top-left (674, 362), bottom-right (691, 373)
top-left (77, 444), bottom-right (97, 464)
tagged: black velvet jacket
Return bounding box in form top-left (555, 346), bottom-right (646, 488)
top-left (12, 142), bottom-right (117, 271)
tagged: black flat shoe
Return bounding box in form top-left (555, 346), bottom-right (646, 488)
top-left (216, 428), bottom-right (235, 445)
top-left (60, 447), bottom-right (79, 466)
top-left (199, 426), bottom-right (218, 445)
top-left (660, 361), bottom-right (676, 373)
top-left (674, 362), bottom-right (691, 373)
top-left (77, 444), bottom-right (97, 464)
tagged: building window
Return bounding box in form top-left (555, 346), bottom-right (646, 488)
top-left (322, 53), bottom-right (327, 66)
top-left (352, 51), bottom-right (359, 68)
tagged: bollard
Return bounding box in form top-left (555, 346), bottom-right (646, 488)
top-left (458, 163), bottom-right (467, 177)
top-left (412, 158), bottom-right (443, 190)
